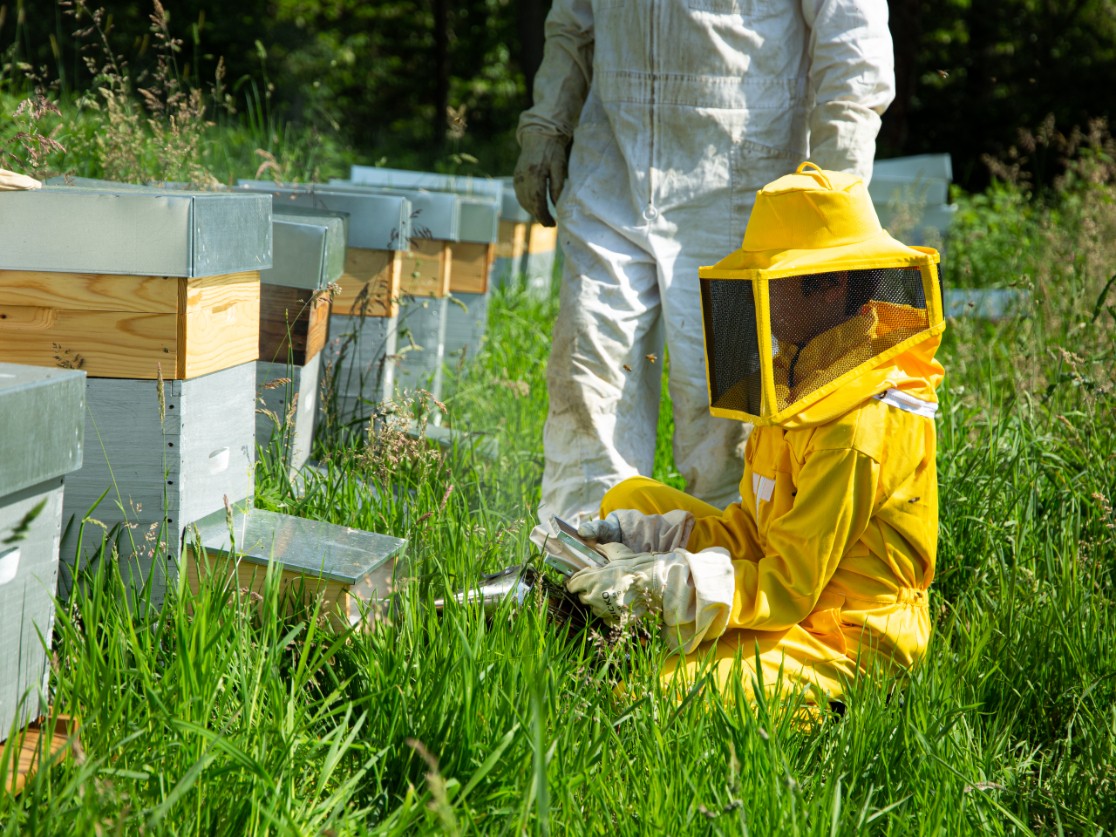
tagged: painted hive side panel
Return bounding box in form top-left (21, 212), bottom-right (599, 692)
top-left (322, 313), bottom-right (397, 431)
top-left (256, 352), bottom-right (321, 474)
top-left (394, 296), bottom-right (447, 397)
top-left (181, 272), bottom-right (261, 379)
top-left (176, 363), bottom-right (256, 527)
top-left (0, 482), bottom-right (64, 742)
top-left (443, 291), bottom-right (488, 363)
top-left (61, 376), bottom-right (183, 538)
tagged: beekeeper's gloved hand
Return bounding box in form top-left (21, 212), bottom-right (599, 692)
top-left (0, 168), bottom-right (42, 191)
top-left (513, 131), bottom-right (569, 227)
top-left (566, 543), bottom-right (734, 654)
top-left (577, 514), bottom-right (622, 545)
top-left (578, 508), bottom-right (696, 554)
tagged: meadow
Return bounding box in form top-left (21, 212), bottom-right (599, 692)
top-left (2, 20), bottom-right (1116, 829)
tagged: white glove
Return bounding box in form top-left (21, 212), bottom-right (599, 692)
top-left (513, 131), bottom-right (569, 227)
top-left (578, 508), bottom-right (695, 554)
top-left (0, 168), bottom-right (42, 191)
top-left (567, 543), bottom-right (734, 654)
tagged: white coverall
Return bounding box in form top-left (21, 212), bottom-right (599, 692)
top-left (519, 0), bottom-right (895, 524)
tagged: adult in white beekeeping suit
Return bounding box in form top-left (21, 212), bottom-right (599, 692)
top-left (515, 0), bottom-right (895, 527)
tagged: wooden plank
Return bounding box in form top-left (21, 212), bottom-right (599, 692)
top-left (184, 549), bottom-right (352, 630)
top-left (400, 239), bottom-right (451, 298)
top-left (449, 242), bottom-right (493, 295)
top-left (496, 220), bottom-right (527, 262)
top-left (0, 270), bottom-right (178, 313)
top-left (258, 286), bottom-right (331, 365)
top-left (335, 249), bottom-right (400, 319)
top-left (0, 307), bottom-right (178, 378)
top-left (1, 716), bottom-right (80, 796)
top-left (181, 272), bottom-right (260, 379)
top-left (527, 223), bottom-right (558, 254)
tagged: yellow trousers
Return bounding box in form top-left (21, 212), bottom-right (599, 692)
top-left (602, 476), bottom-right (930, 705)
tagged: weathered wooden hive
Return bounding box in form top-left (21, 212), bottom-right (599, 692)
top-left (869, 154), bottom-right (956, 252)
top-left (185, 505), bottom-right (408, 630)
top-left (0, 184), bottom-right (270, 601)
top-left (236, 182), bottom-right (412, 436)
top-left (256, 205), bottom-right (348, 472)
top-left (0, 363), bottom-right (85, 741)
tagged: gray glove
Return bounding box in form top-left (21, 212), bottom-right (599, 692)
top-left (578, 508), bottom-right (696, 555)
top-left (513, 131), bottom-right (569, 227)
top-left (0, 168), bottom-right (41, 190)
top-left (577, 514), bottom-right (622, 545)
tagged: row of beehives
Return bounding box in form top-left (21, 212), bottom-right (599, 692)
top-left (0, 170), bottom-right (555, 747)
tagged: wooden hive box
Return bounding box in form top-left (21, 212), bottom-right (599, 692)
top-left (521, 222), bottom-right (560, 300)
top-left (325, 181), bottom-right (462, 403)
top-left (236, 182), bottom-right (412, 434)
top-left (0, 364), bottom-right (85, 743)
top-left (256, 207), bottom-right (348, 474)
top-left (0, 186), bottom-right (269, 380)
top-left (184, 505), bottom-right (408, 630)
top-left (443, 195), bottom-right (499, 363)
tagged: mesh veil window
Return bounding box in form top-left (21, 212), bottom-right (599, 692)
top-left (700, 260), bottom-right (942, 424)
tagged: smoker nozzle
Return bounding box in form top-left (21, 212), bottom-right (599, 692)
top-left (434, 565), bottom-right (539, 614)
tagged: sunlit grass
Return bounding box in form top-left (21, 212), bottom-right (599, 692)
top-left (3, 172), bottom-right (1116, 832)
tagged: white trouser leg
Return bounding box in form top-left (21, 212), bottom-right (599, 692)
top-left (539, 216), bottom-right (662, 525)
top-left (651, 227), bottom-right (748, 509)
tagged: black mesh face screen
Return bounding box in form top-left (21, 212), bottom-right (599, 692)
top-left (702, 278), bottom-right (763, 416)
top-left (702, 265), bottom-right (933, 419)
top-left (769, 266), bottom-right (930, 413)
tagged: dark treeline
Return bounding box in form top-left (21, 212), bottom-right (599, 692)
top-left (3, 0), bottom-right (1115, 190)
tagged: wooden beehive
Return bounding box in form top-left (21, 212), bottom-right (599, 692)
top-left (0, 363), bottom-right (85, 743)
top-left (256, 208), bottom-right (348, 474)
top-left (184, 505), bottom-right (408, 630)
top-left (236, 182), bottom-right (413, 431)
top-left (0, 187), bottom-right (268, 380)
top-left (444, 195), bottom-right (499, 363)
top-left (494, 177), bottom-right (531, 290)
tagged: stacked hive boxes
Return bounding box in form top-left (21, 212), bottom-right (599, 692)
top-left (257, 206), bottom-right (348, 472)
top-left (345, 166), bottom-right (502, 363)
top-left (0, 364), bottom-right (85, 742)
top-left (236, 182), bottom-right (413, 435)
top-left (0, 185), bottom-right (270, 602)
top-left (325, 182), bottom-right (460, 399)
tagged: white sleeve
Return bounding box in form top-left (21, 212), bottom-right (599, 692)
top-left (516, 0), bottom-right (594, 143)
top-left (800, 0), bottom-right (895, 183)
top-left (656, 548), bottom-right (735, 655)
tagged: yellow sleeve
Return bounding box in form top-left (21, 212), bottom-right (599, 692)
top-left (727, 447), bottom-right (880, 631)
top-left (687, 499), bottom-right (763, 562)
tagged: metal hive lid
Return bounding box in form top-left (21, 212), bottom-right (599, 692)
top-left (189, 506), bottom-right (407, 585)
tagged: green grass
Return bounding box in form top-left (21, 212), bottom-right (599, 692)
top-left (3, 170), bottom-right (1116, 833)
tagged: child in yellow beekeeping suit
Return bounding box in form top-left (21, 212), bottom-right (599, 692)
top-left (564, 163), bottom-right (946, 707)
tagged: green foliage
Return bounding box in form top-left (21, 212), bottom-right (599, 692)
top-left (4, 153), bottom-right (1116, 830)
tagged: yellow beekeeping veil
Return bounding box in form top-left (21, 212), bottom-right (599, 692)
top-left (698, 162), bottom-right (945, 426)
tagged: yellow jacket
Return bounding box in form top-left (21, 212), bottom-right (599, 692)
top-left (604, 301), bottom-right (943, 695)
